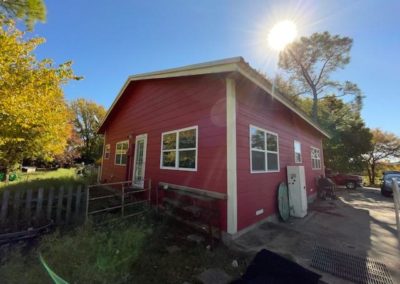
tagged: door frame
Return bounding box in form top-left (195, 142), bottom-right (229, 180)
top-left (132, 133), bottom-right (148, 188)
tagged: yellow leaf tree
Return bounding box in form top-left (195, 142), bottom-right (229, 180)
top-left (0, 21), bottom-right (79, 179)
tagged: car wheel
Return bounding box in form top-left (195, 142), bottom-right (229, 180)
top-left (345, 181), bottom-right (356, 189)
top-left (381, 188), bottom-right (392, 197)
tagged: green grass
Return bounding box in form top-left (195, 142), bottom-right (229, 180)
top-left (0, 168), bottom-right (95, 191)
top-left (0, 214), bottom-right (247, 284)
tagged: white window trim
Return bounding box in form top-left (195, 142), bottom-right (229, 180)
top-left (311, 146), bottom-right (321, 170)
top-left (294, 140), bottom-right (302, 164)
top-left (114, 140), bottom-right (129, 166)
top-left (249, 125), bottom-right (280, 173)
top-left (104, 144), bottom-right (111, 160)
top-left (160, 125), bottom-right (198, 171)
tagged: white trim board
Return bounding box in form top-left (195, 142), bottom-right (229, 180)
top-left (226, 77), bottom-right (237, 234)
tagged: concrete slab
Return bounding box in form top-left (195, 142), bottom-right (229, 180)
top-left (196, 268), bottom-right (232, 284)
top-left (231, 187), bottom-right (400, 283)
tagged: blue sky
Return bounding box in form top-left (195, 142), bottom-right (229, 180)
top-left (32, 0), bottom-right (400, 135)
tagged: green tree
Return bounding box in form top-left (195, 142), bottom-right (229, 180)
top-left (293, 95), bottom-right (372, 173)
top-left (0, 22), bottom-right (78, 180)
top-left (70, 99), bottom-right (106, 164)
top-left (0, 0), bottom-right (46, 30)
top-left (365, 129), bottom-right (400, 185)
top-left (278, 32), bottom-right (362, 121)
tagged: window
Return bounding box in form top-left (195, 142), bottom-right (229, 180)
top-left (115, 141), bottom-right (129, 165)
top-left (161, 126), bottom-right (197, 171)
top-left (294, 140), bottom-right (302, 163)
top-left (104, 144), bottom-right (110, 159)
top-left (250, 125), bottom-right (279, 173)
top-left (311, 147), bottom-right (321, 169)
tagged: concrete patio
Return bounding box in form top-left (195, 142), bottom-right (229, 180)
top-left (231, 187), bottom-right (400, 283)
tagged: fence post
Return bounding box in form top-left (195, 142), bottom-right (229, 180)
top-left (75, 185), bottom-right (82, 219)
top-left (392, 178), bottom-right (400, 240)
top-left (85, 186), bottom-right (90, 222)
top-left (121, 184), bottom-right (125, 217)
top-left (25, 188), bottom-right (33, 223)
top-left (47, 187), bottom-right (54, 221)
top-left (12, 189), bottom-right (21, 226)
top-left (66, 185), bottom-right (73, 223)
top-left (56, 186), bottom-right (64, 224)
top-left (35, 187), bottom-right (44, 220)
top-left (1, 188), bottom-right (10, 225)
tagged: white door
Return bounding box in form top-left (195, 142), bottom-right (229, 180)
top-left (132, 134), bottom-right (147, 188)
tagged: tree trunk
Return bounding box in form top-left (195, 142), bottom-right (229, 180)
top-left (371, 163), bottom-right (376, 185)
top-left (312, 88), bottom-right (318, 122)
top-left (367, 165), bottom-right (372, 185)
top-left (4, 167), bottom-right (10, 184)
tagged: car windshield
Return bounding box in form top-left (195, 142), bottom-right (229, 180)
top-left (384, 174), bottom-right (400, 181)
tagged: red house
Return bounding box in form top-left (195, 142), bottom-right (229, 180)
top-left (98, 57), bottom-right (329, 239)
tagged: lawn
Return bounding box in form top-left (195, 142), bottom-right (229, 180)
top-left (0, 168), bottom-right (96, 191)
top-left (0, 213), bottom-right (247, 283)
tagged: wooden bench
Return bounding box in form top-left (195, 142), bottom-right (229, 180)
top-left (158, 182), bottom-right (227, 244)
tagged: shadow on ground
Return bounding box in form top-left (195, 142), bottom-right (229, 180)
top-left (231, 187), bottom-right (400, 283)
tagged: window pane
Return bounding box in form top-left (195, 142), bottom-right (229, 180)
top-left (122, 142), bottom-right (129, 150)
top-left (267, 153), bottom-right (278, 171)
top-left (163, 133), bottom-right (176, 150)
top-left (295, 153), bottom-right (302, 163)
top-left (179, 129), bottom-right (196, 149)
top-left (162, 151), bottom-right (176, 167)
top-left (120, 154), bottom-right (127, 165)
top-left (179, 150), bottom-right (196, 168)
top-left (251, 151), bottom-right (265, 171)
top-left (115, 154), bottom-right (120, 165)
top-left (251, 128), bottom-right (265, 150)
top-left (116, 143), bottom-right (122, 151)
top-left (267, 133), bottom-right (277, 152)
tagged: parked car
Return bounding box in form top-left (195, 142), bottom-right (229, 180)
top-left (380, 171), bottom-right (400, 197)
top-left (325, 169), bottom-right (363, 189)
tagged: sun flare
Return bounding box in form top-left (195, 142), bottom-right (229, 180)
top-left (268, 20), bottom-right (297, 51)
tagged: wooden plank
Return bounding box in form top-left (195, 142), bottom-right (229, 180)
top-left (56, 186), bottom-right (64, 224)
top-left (159, 182), bottom-right (227, 200)
top-left (46, 187), bottom-right (54, 220)
top-left (12, 189), bottom-right (21, 224)
top-left (65, 186), bottom-right (73, 223)
top-left (25, 189), bottom-right (33, 222)
top-left (0, 189), bottom-right (10, 224)
top-left (35, 188), bottom-right (44, 220)
top-left (74, 185), bottom-right (82, 218)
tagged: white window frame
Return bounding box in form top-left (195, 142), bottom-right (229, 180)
top-left (160, 126), bottom-right (198, 171)
top-left (294, 140), bottom-right (302, 163)
top-left (104, 144), bottom-right (110, 159)
top-left (115, 140), bottom-right (129, 166)
top-left (311, 146), bottom-right (321, 170)
top-left (249, 125), bottom-right (280, 173)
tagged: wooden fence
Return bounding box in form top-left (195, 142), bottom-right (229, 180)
top-left (0, 185), bottom-right (87, 231)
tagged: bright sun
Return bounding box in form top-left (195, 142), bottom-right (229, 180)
top-left (268, 20), bottom-right (297, 51)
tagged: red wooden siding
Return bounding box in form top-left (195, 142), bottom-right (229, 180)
top-left (101, 75), bottom-right (228, 230)
top-left (235, 78), bottom-right (325, 231)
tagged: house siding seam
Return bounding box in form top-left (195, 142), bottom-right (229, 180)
top-left (235, 78), bottom-right (325, 231)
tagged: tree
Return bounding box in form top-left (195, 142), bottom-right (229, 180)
top-left (70, 99), bottom-right (106, 164)
top-left (365, 129), bottom-right (400, 185)
top-left (53, 126), bottom-right (83, 167)
top-left (0, 22), bottom-right (78, 180)
top-left (279, 32), bottom-right (362, 121)
top-left (0, 0), bottom-right (46, 30)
